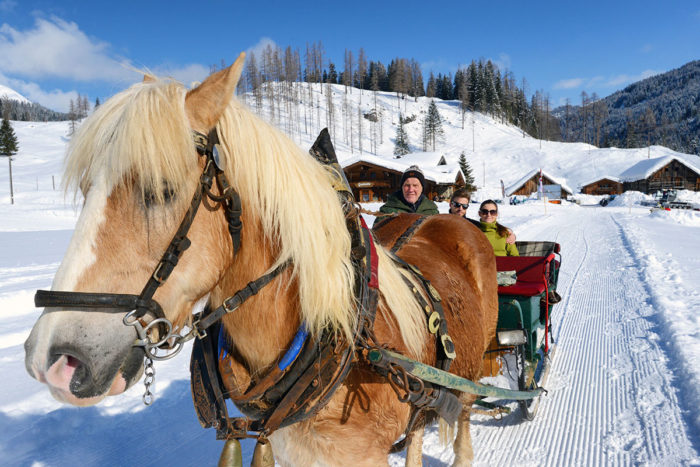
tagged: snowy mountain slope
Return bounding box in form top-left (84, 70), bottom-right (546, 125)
top-left (0, 84), bottom-right (30, 104)
top-left (241, 83), bottom-right (700, 201)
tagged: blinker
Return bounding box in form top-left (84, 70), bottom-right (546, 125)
top-left (212, 144), bottom-right (225, 171)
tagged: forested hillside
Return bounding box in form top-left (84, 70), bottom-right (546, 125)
top-left (554, 60), bottom-right (700, 155)
top-left (0, 98), bottom-right (68, 122)
top-left (222, 42), bottom-right (560, 145)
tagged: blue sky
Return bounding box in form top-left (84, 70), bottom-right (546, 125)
top-left (1, 0), bottom-right (699, 112)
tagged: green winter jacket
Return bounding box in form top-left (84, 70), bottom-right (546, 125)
top-left (377, 192), bottom-right (439, 216)
top-left (479, 221), bottom-right (519, 256)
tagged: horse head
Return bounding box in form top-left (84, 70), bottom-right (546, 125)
top-left (24, 54), bottom-right (247, 406)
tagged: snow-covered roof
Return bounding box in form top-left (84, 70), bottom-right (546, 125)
top-left (619, 156), bottom-right (700, 182)
top-left (579, 175), bottom-right (622, 187)
top-left (341, 153), bottom-right (407, 173)
top-left (423, 163), bottom-right (463, 184)
top-left (505, 169), bottom-right (573, 196)
top-left (341, 153), bottom-right (460, 184)
top-left (398, 151), bottom-right (446, 167)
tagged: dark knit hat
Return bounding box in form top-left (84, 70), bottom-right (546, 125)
top-left (401, 165), bottom-right (426, 189)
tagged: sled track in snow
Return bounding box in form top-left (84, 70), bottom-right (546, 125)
top-left (468, 209), bottom-right (699, 466)
top-left (611, 214), bottom-right (700, 456)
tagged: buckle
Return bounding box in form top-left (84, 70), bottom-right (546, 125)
top-left (441, 335), bottom-right (456, 359)
top-left (192, 319), bottom-right (208, 340)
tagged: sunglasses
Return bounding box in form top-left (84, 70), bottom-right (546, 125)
top-left (479, 209), bottom-right (498, 216)
top-left (451, 201), bottom-right (469, 210)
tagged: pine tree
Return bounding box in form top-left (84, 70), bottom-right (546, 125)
top-left (458, 151), bottom-right (476, 192)
top-left (0, 117), bottom-right (19, 157)
top-left (424, 100), bottom-right (444, 151)
top-left (393, 114), bottom-right (410, 157)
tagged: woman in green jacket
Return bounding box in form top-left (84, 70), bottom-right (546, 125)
top-left (478, 200), bottom-right (519, 256)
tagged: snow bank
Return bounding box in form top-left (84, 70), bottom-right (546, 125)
top-left (608, 190), bottom-right (654, 207)
top-left (649, 208), bottom-right (700, 226)
top-left (570, 193), bottom-right (605, 205)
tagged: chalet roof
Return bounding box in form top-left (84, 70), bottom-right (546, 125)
top-left (619, 156), bottom-right (700, 182)
top-left (398, 151), bottom-right (447, 167)
top-left (341, 153), bottom-right (459, 184)
top-left (505, 169), bottom-right (573, 196)
top-left (579, 175), bottom-right (622, 188)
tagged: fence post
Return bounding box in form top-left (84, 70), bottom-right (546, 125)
top-left (8, 156), bottom-right (14, 205)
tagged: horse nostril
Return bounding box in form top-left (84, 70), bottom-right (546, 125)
top-left (67, 356), bottom-right (91, 393)
top-left (66, 355), bottom-right (81, 370)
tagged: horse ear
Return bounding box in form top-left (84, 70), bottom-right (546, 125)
top-left (185, 52), bottom-right (246, 134)
top-left (143, 74), bottom-right (156, 83)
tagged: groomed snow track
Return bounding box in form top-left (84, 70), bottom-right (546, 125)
top-left (392, 208), bottom-right (700, 466)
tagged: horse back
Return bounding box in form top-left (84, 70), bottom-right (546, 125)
top-left (373, 213), bottom-right (499, 379)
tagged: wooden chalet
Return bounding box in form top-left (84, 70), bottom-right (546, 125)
top-left (341, 154), bottom-right (464, 202)
top-left (580, 177), bottom-right (623, 195)
top-left (620, 156), bottom-right (700, 194)
top-left (505, 169), bottom-right (573, 200)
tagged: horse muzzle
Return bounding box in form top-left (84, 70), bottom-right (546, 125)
top-left (24, 307), bottom-right (146, 406)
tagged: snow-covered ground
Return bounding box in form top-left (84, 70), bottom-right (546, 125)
top-left (1, 96), bottom-right (700, 465)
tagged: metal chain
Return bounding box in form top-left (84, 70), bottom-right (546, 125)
top-left (143, 356), bottom-right (155, 405)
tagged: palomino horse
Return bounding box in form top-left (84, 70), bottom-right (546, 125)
top-left (24, 53), bottom-right (498, 466)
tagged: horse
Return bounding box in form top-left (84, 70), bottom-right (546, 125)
top-left (24, 52), bottom-right (498, 466)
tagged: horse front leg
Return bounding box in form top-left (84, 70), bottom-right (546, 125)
top-left (405, 423), bottom-right (424, 467)
top-left (452, 394), bottom-right (477, 466)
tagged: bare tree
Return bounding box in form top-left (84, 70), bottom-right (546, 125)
top-left (343, 49), bottom-right (354, 93)
top-left (68, 99), bottom-right (78, 136)
top-left (356, 48), bottom-right (367, 95)
top-left (593, 98), bottom-right (609, 147)
top-left (580, 91), bottom-right (589, 144)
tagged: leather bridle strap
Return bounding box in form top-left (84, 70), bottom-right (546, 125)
top-left (35, 290), bottom-right (164, 318)
top-left (194, 260), bottom-right (291, 333)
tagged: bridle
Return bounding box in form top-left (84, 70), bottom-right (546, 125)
top-left (34, 128), bottom-right (282, 364)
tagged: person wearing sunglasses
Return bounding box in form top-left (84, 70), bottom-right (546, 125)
top-left (376, 165), bottom-right (438, 222)
top-left (477, 199), bottom-right (519, 256)
top-left (449, 189), bottom-right (516, 245)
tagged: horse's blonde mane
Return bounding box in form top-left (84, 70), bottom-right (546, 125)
top-left (62, 77), bottom-right (424, 354)
top-left (216, 99), bottom-right (358, 340)
top-left (64, 80), bottom-right (197, 203)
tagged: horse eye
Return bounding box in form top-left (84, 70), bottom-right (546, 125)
top-left (143, 184), bottom-right (176, 208)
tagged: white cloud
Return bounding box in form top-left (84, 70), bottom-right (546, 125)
top-left (491, 53), bottom-right (511, 73)
top-left (246, 37), bottom-right (279, 59)
top-left (0, 71), bottom-right (76, 112)
top-left (0, 17), bottom-right (139, 83)
top-left (0, 17), bottom-right (214, 109)
top-left (554, 78), bottom-right (585, 90)
top-left (640, 43), bottom-right (654, 53)
top-left (604, 69), bottom-right (659, 87)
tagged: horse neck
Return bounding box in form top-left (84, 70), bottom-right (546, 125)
top-left (213, 214), bottom-right (300, 374)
